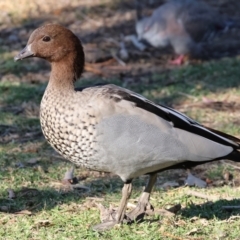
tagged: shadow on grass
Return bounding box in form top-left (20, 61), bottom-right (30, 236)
top-left (0, 173), bottom-right (146, 213)
top-left (1, 172), bottom-right (240, 223)
top-left (180, 198), bottom-right (240, 220)
top-left (0, 188), bottom-right (84, 213)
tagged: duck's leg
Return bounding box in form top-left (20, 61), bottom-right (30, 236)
top-left (127, 173), bottom-right (157, 222)
top-left (93, 181), bottom-right (132, 231)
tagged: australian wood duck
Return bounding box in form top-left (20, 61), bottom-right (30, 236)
top-left (136, 0), bottom-right (240, 64)
top-left (15, 24), bottom-right (240, 231)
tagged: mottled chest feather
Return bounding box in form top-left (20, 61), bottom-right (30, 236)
top-left (40, 89), bottom-right (99, 167)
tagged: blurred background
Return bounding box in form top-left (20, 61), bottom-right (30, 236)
top-left (1, 1), bottom-right (240, 239)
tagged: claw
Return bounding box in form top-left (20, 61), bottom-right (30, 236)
top-left (93, 174), bottom-right (157, 231)
top-left (127, 192), bottom-right (154, 222)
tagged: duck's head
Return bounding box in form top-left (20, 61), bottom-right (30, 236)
top-left (14, 24), bottom-right (85, 80)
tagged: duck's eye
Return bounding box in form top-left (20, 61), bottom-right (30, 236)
top-left (42, 36), bottom-right (51, 42)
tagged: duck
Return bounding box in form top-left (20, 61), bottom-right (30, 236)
top-left (136, 0), bottom-right (240, 65)
top-left (15, 23), bottom-right (240, 231)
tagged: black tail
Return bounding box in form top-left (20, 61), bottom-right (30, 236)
top-left (225, 150), bottom-right (240, 162)
top-left (148, 149), bottom-right (240, 175)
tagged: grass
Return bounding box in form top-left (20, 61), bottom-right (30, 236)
top-left (1, 1), bottom-right (240, 237)
top-left (1, 51), bottom-right (240, 239)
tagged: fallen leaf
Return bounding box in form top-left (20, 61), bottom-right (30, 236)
top-left (34, 219), bottom-right (52, 228)
top-left (198, 218), bottom-right (209, 226)
top-left (14, 210), bottom-right (32, 215)
top-left (205, 178), bottom-right (213, 184)
top-left (186, 227), bottom-right (199, 235)
top-left (223, 171), bottom-right (233, 181)
top-left (95, 203), bottom-right (117, 223)
top-left (185, 172), bottom-right (207, 188)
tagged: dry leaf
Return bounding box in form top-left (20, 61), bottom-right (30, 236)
top-left (34, 219), bottom-right (52, 228)
top-left (190, 216), bottom-right (199, 222)
top-left (95, 203), bottom-right (117, 223)
top-left (185, 172), bottom-right (207, 188)
top-left (198, 218), bottom-right (209, 226)
top-left (186, 228), bottom-right (199, 235)
top-left (14, 210), bottom-right (32, 215)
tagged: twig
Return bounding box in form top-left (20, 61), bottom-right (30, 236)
top-left (187, 190), bottom-right (215, 200)
top-left (103, 65), bottom-right (132, 71)
top-left (177, 91), bottom-right (197, 100)
top-left (161, 232), bottom-right (185, 240)
top-left (84, 59), bottom-right (116, 76)
top-left (86, 197), bottom-right (104, 201)
top-left (78, 11), bottom-right (101, 26)
top-left (146, 208), bottom-right (175, 217)
top-left (119, 39), bottom-right (129, 60)
top-left (111, 52), bottom-right (126, 66)
top-left (216, 215), bottom-right (240, 224)
top-left (186, 190), bottom-right (234, 201)
top-left (104, 37), bottom-right (120, 46)
top-left (41, 153), bottom-right (66, 160)
top-left (221, 160), bottom-right (240, 170)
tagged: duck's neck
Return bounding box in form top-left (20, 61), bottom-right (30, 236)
top-left (49, 62), bottom-right (75, 92)
top-left (47, 52), bottom-right (84, 92)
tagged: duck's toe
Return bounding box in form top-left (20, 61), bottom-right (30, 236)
top-left (127, 192), bottom-right (154, 222)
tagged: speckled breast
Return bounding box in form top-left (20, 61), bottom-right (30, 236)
top-left (39, 98), bottom-right (99, 168)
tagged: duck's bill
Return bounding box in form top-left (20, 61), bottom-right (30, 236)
top-left (14, 44), bottom-right (34, 61)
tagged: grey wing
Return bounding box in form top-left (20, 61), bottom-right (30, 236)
top-left (96, 110), bottom-right (233, 181)
top-left (93, 84), bottom-right (236, 181)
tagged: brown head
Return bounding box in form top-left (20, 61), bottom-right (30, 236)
top-left (14, 24), bottom-right (84, 81)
